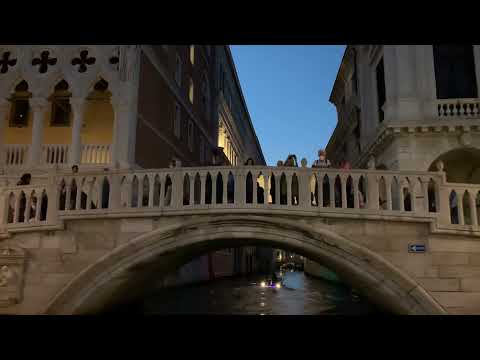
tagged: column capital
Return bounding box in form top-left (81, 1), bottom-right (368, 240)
top-left (29, 97), bottom-right (49, 112)
top-left (110, 94), bottom-right (133, 111)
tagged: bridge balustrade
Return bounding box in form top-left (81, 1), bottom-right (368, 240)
top-left (2, 165), bottom-right (480, 233)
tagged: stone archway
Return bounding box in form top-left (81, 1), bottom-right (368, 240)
top-left (43, 215), bottom-right (446, 315)
top-left (429, 147), bottom-right (480, 184)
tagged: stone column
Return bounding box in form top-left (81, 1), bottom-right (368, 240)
top-left (28, 97), bottom-right (48, 167)
top-left (111, 95), bottom-right (131, 169)
top-left (69, 98), bottom-right (86, 167)
top-left (0, 99), bottom-right (10, 168)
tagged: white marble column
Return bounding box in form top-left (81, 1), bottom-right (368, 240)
top-left (69, 98), bottom-right (86, 166)
top-left (28, 97), bottom-right (48, 167)
top-left (110, 96), bottom-right (131, 168)
top-left (0, 99), bottom-right (9, 167)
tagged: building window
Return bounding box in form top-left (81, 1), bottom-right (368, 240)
top-left (188, 78), bottom-right (194, 104)
top-left (433, 45), bottom-right (478, 99)
top-left (375, 57), bottom-right (386, 123)
top-left (50, 80), bottom-right (71, 127)
top-left (174, 103), bottom-right (181, 138)
top-left (9, 80), bottom-right (30, 128)
top-left (175, 53), bottom-right (182, 86)
top-left (188, 121), bottom-right (194, 151)
top-left (189, 45), bottom-right (195, 65)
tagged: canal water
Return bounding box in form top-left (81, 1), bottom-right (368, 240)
top-left (113, 270), bottom-right (385, 315)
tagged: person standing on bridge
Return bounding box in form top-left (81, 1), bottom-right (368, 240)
top-left (312, 150), bottom-right (331, 207)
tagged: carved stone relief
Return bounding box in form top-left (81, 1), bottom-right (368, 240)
top-left (0, 246), bottom-right (26, 307)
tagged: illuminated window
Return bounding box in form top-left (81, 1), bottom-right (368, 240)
top-left (9, 80), bottom-right (30, 128)
top-left (189, 45), bottom-right (195, 65)
top-left (50, 80), bottom-right (71, 127)
top-left (189, 78), bottom-right (194, 104)
top-left (175, 53), bottom-right (182, 86)
top-left (174, 103), bottom-right (181, 138)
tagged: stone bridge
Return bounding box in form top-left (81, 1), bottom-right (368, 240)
top-left (1, 164), bottom-right (480, 314)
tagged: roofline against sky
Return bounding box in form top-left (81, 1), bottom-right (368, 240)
top-left (225, 45), bottom-right (266, 165)
top-left (328, 44), bottom-right (350, 105)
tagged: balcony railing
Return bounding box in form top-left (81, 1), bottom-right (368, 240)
top-left (2, 165), bottom-right (478, 235)
top-left (2, 143), bottom-right (112, 169)
top-left (437, 99), bottom-right (480, 118)
top-left (4, 144), bottom-right (29, 167)
top-left (81, 144), bottom-right (111, 165)
top-left (42, 144), bottom-right (69, 165)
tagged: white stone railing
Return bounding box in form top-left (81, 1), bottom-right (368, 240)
top-left (81, 144), bottom-right (111, 165)
top-left (2, 165), bottom-right (479, 234)
top-left (1, 183), bottom-right (57, 229)
top-left (42, 144), bottom-right (69, 165)
top-left (437, 99), bottom-right (480, 118)
top-left (4, 144), bottom-right (29, 167)
top-left (438, 182), bottom-right (480, 228)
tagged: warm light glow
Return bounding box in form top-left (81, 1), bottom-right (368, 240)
top-left (260, 281), bottom-right (266, 288)
top-left (275, 283), bottom-right (281, 289)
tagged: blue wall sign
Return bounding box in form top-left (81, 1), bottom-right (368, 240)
top-left (409, 244), bottom-right (426, 253)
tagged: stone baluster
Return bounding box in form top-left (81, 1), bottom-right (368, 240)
top-left (75, 178), bottom-right (82, 210)
top-left (353, 177), bottom-right (360, 209)
top-left (148, 174), bottom-right (155, 208)
top-left (222, 172), bottom-right (228, 204)
top-left (317, 173), bottom-right (324, 208)
top-left (235, 170), bottom-right (245, 206)
top-left (28, 98), bottom-right (48, 167)
top-left (65, 179), bottom-right (72, 211)
top-left (212, 173), bottom-right (217, 205)
top-left (421, 179), bottom-right (430, 214)
top-left (367, 174), bottom-right (379, 211)
top-left (385, 177), bottom-right (393, 211)
top-left (189, 173), bottom-right (195, 205)
top-left (329, 176), bottom-right (335, 208)
top-left (275, 173), bottom-right (280, 206)
top-left (469, 191), bottom-right (478, 227)
top-left (109, 174), bottom-right (121, 210)
top-left (86, 178), bottom-right (93, 210)
top-left (13, 192), bottom-right (20, 223)
top-left (341, 175), bottom-right (348, 209)
top-left (252, 172), bottom-right (258, 205)
top-left (458, 191), bottom-right (465, 225)
top-left (200, 173), bottom-right (206, 205)
top-left (35, 192), bottom-right (44, 222)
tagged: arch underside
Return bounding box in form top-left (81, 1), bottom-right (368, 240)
top-left (44, 215), bottom-right (446, 315)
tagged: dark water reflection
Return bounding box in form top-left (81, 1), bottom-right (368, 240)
top-left (111, 271), bottom-right (386, 315)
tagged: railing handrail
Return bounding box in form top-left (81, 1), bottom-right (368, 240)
top-left (2, 165), bottom-right (480, 234)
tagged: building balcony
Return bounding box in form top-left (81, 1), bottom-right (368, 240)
top-left (435, 98), bottom-right (480, 119)
top-left (3, 143), bottom-right (112, 170)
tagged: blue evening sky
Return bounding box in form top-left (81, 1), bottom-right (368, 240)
top-left (230, 45), bottom-right (346, 166)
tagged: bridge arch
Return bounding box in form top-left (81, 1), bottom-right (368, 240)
top-left (44, 215), bottom-right (446, 315)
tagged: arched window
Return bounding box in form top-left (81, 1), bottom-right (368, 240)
top-left (50, 80), bottom-right (71, 127)
top-left (189, 45), bottom-right (195, 65)
top-left (9, 80), bottom-right (30, 128)
top-left (175, 53), bottom-right (182, 86)
top-left (188, 78), bottom-right (194, 104)
top-left (433, 45), bottom-right (478, 99)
